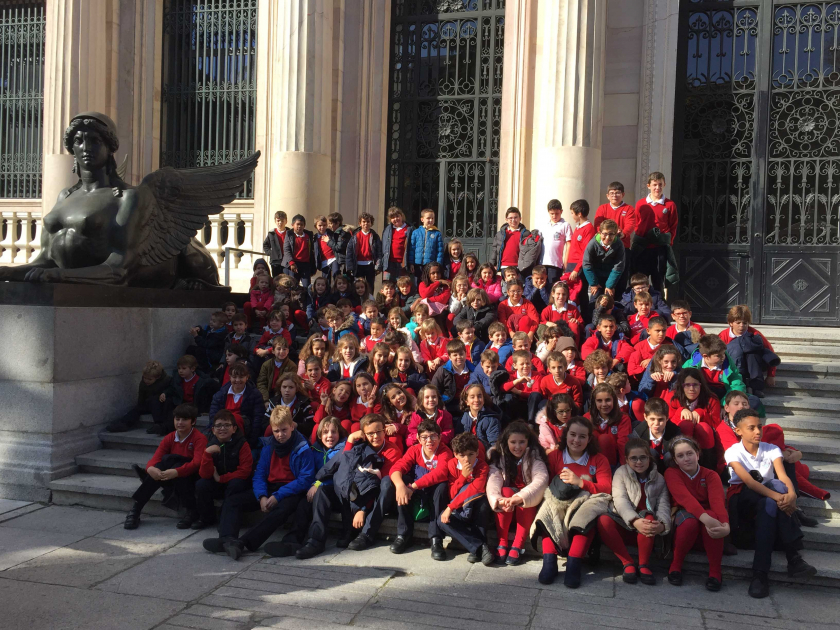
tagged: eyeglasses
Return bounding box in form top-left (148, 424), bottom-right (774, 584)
top-left (364, 430), bottom-right (385, 437)
top-left (628, 456), bottom-right (649, 463)
top-left (213, 423), bottom-right (234, 429)
top-left (418, 434), bottom-right (440, 442)
top-left (683, 383), bottom-right (701, 389)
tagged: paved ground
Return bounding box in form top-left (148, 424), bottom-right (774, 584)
top-left (0, 502), bottom-right (837, 630)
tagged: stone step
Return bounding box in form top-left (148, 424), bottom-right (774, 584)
top-left (763, 394), bottom-right (840, 418)
top-left (770, 343), bottom-right (840, 361)
top-left (771, 415), bottom-right (840, 437)
top-left (700, 323), bottom-right (840, 347)
top-left (784, 434), bottom-right (840, 463)
top-left (775, 361), bottom-right (840, 379)
top-left (76, 449), bottom-right (149, 477)
top-left (799, 496), bottom-right (840, 519)
top-left (769, 375), bottom-right (840, 397)
top-left (100, 428), bottom-right (165, 453)
top-left (49, 473), bottom-right (177, 517)
top-left (806, 462), bottom-right (840, 490)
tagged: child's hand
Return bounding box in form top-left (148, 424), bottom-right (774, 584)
top-left (204, 445), bottom-right (221, 455)
top-left (640, 359), bottom-right (651, 369)
top-left (213, 470), bottom-right (220, 482)
top-left (460, 460), bottom-right (474, 479)
top-left (307, 485), bottom-right (319, 502)
top-left (347, 430), bottom-right (364, 443)
top-left (264, 401), bottom-right (270, 409)
top-left (605, 288), bottom-right (614, 297)
top-left (160, 469), bottom-right (178, 481)
top-left (146, 466), bottom-right (162, 481)
top-left (783, 449), bottom-right (802, 464)
top-left (259, 496), bottom-right (271, 512)
top-left (765, 375), bottom-right (776, 388)
top-left (558, 467), bottom-right (582, 488)
top-left (159, 393), bottom-right (166, 402)
top-left (189, 327), bottom-right (199, 338)
top-left (396, 484), bottom-right (413, 506)
top-left (611, 358), bottom-right (621, 368)
top-left (706, 522), bottom-right (730, 539)
top-left (385, 424), bottom-right (397, 436)
top-left (320, 391), bottom-right (330, 406)
top-left (352, 510), bottom-right (365, 529)
top-left (303, 379), bottom-right (315, 391)
top-left (440, 506), bottom-right (452, 524)
top-left (777, 492), bottom-right (797, 514)
top-left (662, 370), bottom-right (675, 382)
top-left (546, 444), bottom-right (558, 453)
top-left (426, 360), bottom-right (436, 372)
top-left (569, 270), bottom-right (579, 282)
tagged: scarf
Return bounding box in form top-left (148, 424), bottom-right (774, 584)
top-left (272, 429), bottom-right (303, 458)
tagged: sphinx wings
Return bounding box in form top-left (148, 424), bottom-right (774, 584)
top-left (135, 152), bottom-right (260, 266)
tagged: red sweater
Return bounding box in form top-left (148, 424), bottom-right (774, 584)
top-left (418, 280), bottom-right (451, 303)
top-left (249, 288), bottom-right (274, 311)
top-left (547, 450), bottom-right (612, 494)
top-left (594, 203), bottom-right (638, 248)
top-left (718, 326), bottom-right (777, 377)
top-left (356, 231), bottom-right (373, 261)
top-left (635, 197), bottom-right (678, 246)
top-left (391, 443), bottom-right (454, 477)
top-left (420, 336), bottom-right (450, 363)
top-left (664, 466), bottom-right (728, 522)
top-left (390, 226), bottom-right (408, 264)
top-left (497, 298), bottom-right (540, 331)
top-left (628, 338), bottom-right (674, 376)
top-left (414, 457), bottom-right (489, 510)
top-left (291, 232), bottom-right (311, 263)
top-left (580, 334), bottom-right (633, 363)
top-left (256, 327), bottom-right (293, 352)
top-left (568, 222), bottom-right (596, 269)
top-left (503, 371), bottom-right (544, 397)
top-left (538, 373), bottom-right (584, 409)
top-left (147, 429), bottom-right (207, 478)
top-left (567, 361), bottom-right (586, 382)
top-left (540, 304), bottom-right (583, 342)
top-left (666, 322), bottom-right (705, 339)
top-left (628, 311), bottom-right (659, 344)
top-left (664, 391), bottom-right (722, 429)
top-left (501, 228), bottom-right (523, 267)
top-left (587, 412), bottom-right (633, 464)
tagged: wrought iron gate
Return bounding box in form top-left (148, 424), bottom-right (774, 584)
top-left (673, 0), bottom-right (840, 325)
top-left (160, 0), bottom-right (258, 199)
top-left (386, 0), bottom-right (505, 263)
top-left (0, 1), bottom-right (45, 199)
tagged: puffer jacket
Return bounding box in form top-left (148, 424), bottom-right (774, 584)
top-left (345, 228), bottom-right (383, 272)
top-left (486, 447), bottom-right (549, 509)
top-left (530, 480), bottom-right (612, 550)
top-left (608, 463), bottom-right (672, 533)
top-left (409, 226), bottom-right (444, 267)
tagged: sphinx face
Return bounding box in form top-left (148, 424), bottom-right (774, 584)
top-left (72, 129), bottom-right (110, 172)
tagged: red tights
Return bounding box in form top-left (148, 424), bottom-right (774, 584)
top-left (677, 420), bottom-right (715, 449)
top-left (670, 517), bottom-right (723, 580)
top-left (596, 514), bottom-right (655, 574)
top-left (541, 528), bottom-right (595, 558)
top-left (495, 487), bottom-right (538, 549)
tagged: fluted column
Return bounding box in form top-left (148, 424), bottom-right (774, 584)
top-left (254, 0), bottom-right (334, 232)
top-left (530, 0), bottom-right (606, 229)
top-left (42, 0), bottom-right (115, 210)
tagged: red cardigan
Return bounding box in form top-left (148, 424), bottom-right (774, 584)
top-left (664, 391), bottom-right (722, 429)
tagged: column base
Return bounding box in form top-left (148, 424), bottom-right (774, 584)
top-left (269, 151), bottom-right (332, 224)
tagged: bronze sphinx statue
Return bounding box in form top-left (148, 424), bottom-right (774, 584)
top-left (0, 112), bottom-right (259, 289)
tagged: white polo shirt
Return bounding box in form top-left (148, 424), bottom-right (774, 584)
top-left (542, 220), bottom-right (573, 268)
top-left (724, 441), bottom-right (783, 485)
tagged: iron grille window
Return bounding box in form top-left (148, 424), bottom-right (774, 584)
top-left (386, 0), bottom-right (505, 260)
top-left (0, 1), bottom-right (45, 199)
top-left (160, 0), bottom-right (258, 198)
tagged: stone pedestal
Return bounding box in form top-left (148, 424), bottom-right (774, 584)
top-left (0, 284), bottom-right (228, 501)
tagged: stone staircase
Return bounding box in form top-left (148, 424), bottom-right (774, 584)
top-left (49, 324), bottom-right (840, 585)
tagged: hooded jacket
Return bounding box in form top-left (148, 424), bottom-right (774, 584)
top-left (430, 359), bottom-right (475, 405)
top-left (409, 225), bottom-right (444, 266)
top-left (253, 432), bottom-right (315, 502)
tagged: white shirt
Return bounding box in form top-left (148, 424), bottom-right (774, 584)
top-left (683, 466), bottom-right (701, 481)
top-left (229, 390), bottom-right (244, 404)
top-left (174, 428), bottom-right (194, 443)
top-left (646, 195), bottom-right (665, 206)
top-left (724, 442), bottom-right (783, 485)
top-left (563, 449), bottom-right (589, 466)
top-left (542, 219), bottom-right (573, 267)
top-left (702, 359), bottom-right (722, 371)
top-left (729, 328), bottom-right (742, 338)
top-left (650, 433), bottom-right (664, 447)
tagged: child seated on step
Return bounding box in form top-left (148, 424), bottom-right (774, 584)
top-left (717, 305), bottom-right (780, 399)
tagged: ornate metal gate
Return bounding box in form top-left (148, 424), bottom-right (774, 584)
top-left (386, 0), bottom-right (505, 263)
top-left (673, 0), bottom-right (840, 325)
top-left (160, 0), bottom-right (258, 199)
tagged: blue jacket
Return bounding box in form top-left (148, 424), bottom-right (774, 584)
top-left (209, 381), bottom-right (266, 447)
top-left (252, 433), bottom-right (315, 502)
top-left (467, 367), bottom-right (492, 396)
top-left (523, 277), bottom-right (552, 313)
top-left (637, 362), bottom-right (680, 399)
top-left (345, 228), bottom-right (383, 273)
top-left (409, 226), bottom-right (444, 267)
top-left (454, 407), bottom-right (501, 452)
top-left (430, 360), bottom-right (476, 404)
top-left (492, 339), bottom-right (514, 366)
top-left (467, 339), bottom-right (486, 364)
top-left (620, 287), bottom-right (672, 321)
top-left (381, 223), bottom-right (414, 270)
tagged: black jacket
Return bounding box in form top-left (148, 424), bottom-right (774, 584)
top-left (209, 381), bottom-right (265, 447)
top-left (166, 373), bottom-right (217, 413)
top-left (632, 421), bottom-right (682, 474)
top-left (332, 224), bottom-right (354, 266)
top-left (453, 304), bottom-right (497, 342)
top-left (263, 229), bottom-right (290, 266)
top-left (316, 441), bottom-right (388, 499)
top-left (265, 395), bottom-right (315, 443)
top-left (205, 433), bottom-right (248, 477)
top-left (282, 229), bottom-right (316, 267)
top-left (345, 228), bottom-right (383, 273)
top-left (138, 372), bottom-right (171, 405)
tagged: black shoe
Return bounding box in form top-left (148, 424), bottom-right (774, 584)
top-left (264, 542), bottom-right (301, 558)
top-left (638, 565), bottom-right (656, 586)
top-left (296, 541), bottom-right (324, 560)
top-left (748, 571), bottom-right (770, 598)
top-left (796, 510), bottom-right (819, 528)
top-left (389, 535), bottom-right (410, 554)
top-left (430, 537), bottom-right (446, 561)
top-left (191, 519), bottom-right (212, 530)
top-left (146, 424), bottom-right (165, 435)
top-left (723, 540), bottom-right (738, 556)
top-left (667, 571), bottom-right (683, 586)
top-left (480, 543), bottom-right (495, 567)
top-left (348, 533), bottom-right (373, 551)
top-left (131, 464), bottom-right (148, 482)
top-left (563, 556), bottom-right (582, 589)
top-left (176, 511), bottom-right (198, 529)
top-left (753, 389), bottom-right (766, 399)
top-left (706, 577), bottom-right (722, 592)
top-left (622, 563), bottom-right (638, 584)
top-left (539, 554), bottom-right (559, 585)
top-left (124, 503), bottom-right (141, 530)
top-left (106, 419), bottom-right (135, 433)
top-left (787, 555), bottom-right (818, 578)
top-left (224, 539), bottom-right (244, 561)
top-left (203, 537), bottom-right (226, 553)
top-left (336, 532), bottom-right (355, 548)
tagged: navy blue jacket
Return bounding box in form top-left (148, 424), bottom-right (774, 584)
top-left (381, 223), bottom-right (415, 270)
top-left (431, 360), bottom-right (476, 406)
top-left (454, 407), bottom-right (501, 452)
top-left (209, 381), bottom-right (266, 447)
top-left (523, 277), bottom-right (551, 313)
top-left (620, 287), bottom-right (672, 321)
top-left (467, 366), bottom-right (492, 396)
top-left (316, 441), bottom-right (389, 499)
top-left (252, 433), bottom-right (315, 502)
top-left (345, 228), bottom-right (383, 273)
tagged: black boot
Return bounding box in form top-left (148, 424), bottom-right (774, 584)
top-left (795, 510), bottom-right (819, 528)
top-left (748, 571), bottom-right (770, 598)
top-left (176, 510), bottom-right (198, 529)
top-left (430, 537), bottom-right (446, 561)
top-left (124, 502), bottom-right (141, 530)
top-left (538, 554), bottom-right (559, 584)
top-left (564, 556), bottom-right (583, 589)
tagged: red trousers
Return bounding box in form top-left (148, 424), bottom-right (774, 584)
top-left (596, 513), bottom-right (655, 568)
top-left (494, 487), bottom-right (538, 548)
top-left (670, 517), bottom-right (723, 579)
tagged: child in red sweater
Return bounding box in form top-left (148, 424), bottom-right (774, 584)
top-left (566, 199), bottom-right (596, 317)
top-left (254, 310), bottom-right (293, 360)
top-left (581, 315), bottom-right (633, 370)
top-left (539, 351), bottom-right (584, 410)
top-left (497, 280), bottom-right (540, 341)
top-left (418, 261), bottom-right (451, 315)
top-left (666, 299), bottom-right (705, 343)
top-left (633, 172), bottom-right (678, 291)
top-left (664, 436), bottom-right (729, 590)
top-left (418, 319), bottom-right (450, 373)
top-left (585, 383), bottom-right (632, 466)
top-left (628, 316), bottom-right (671, 378)
top-left (627, 292), bottom-right (659, 344)
top-left (718, 304), bottom-right (780, 399)
top-left (664, 368), bottom-right (720, 469)
top-left (594, 181), bottom-right (638, 248)
top-left (125, 404), bottom-right (207, 530)
top-left (412, 432), bottom-right (494, 565)
top-left (540, 281), bottom-right (584, 343)
top-left (504, 350), bottom-right (544, 423)
top-left (246, 275), bottom-right (274, 330)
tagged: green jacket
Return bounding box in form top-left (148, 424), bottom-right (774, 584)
top-left (683, 350), bottom-right (746, 393)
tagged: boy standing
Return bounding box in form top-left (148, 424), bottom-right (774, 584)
top-left (346, 212), bottom-right (382, 289)
top-left (313, 215), bottom-right (339, 281)
top-left (594, 182), bottom-right (638, 249)
top-left (540, 200), bottom-right (572, 287)
top-left (125, 404), bottom-right (207, 530)
top-left (492, 207), bottom-right (531, 274)
top-left (634, 172), bottom-right (679, 291)
top-left (282, 214), bottom-right (315, 288)
top-left (408, 208), bottom-right (444, 283)
top-left (263, 210), bottom-right (290, 276)
top-left (381, 206), bottom-right (414, 281)
top-left (327, 212), bottom-right (353, 275)
top-left (582, 219), bottom-right (626, 305)
top-left (566, 199), bottom-right (596, 314)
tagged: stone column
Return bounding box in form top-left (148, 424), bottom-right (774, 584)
top-left (42, 0), bottom-right (116, 210)
top-left (530, 0), bottom-right (607, 229)
top-left (253, 0), bottom-right (334, 233)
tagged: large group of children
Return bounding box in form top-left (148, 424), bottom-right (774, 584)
top-left (111, 172), bottom-right (829, 600)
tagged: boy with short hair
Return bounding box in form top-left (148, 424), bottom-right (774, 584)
top-left (226, 313), bottom-right (258, 357)
top-left (456, 320), bottom-right (486, 365)
top-left (397, 275), bottom-right (419, 316)
top-left (684, 335), bottom-right (746, 399)
top-left (187, 311), bottom-right (229, 374)
top-left (497, 279), bottom-right (540, 341)
top-left (486, 321), bottom-right (513, 366)
top-left (209, 363), bottom-right (265, 446)
top-left (538, 351), bottom-right (584, 410)
top-left (362, 318), bottom-right (387, 353)
top-left (409, 208), bottom-right (444, 282)
top-left (718, 305), bottom-right (780, 399)
top-left (194, 409), bottom-right (254, 530)
top-left (313, 214), bottom-right (339, 281)
top-left (628, 315), bottom-right (673, 377)
top-left (256, 336), bottom-right (297, 403)
top-left (566, 199), bottom-right (596, 315)
top-left (346, 212), bottom-right (383, 288)
top-left (631, 398), bottom-right (681, 473)
top-left (633, 172), bottom-right (679, 291)
top-left (540, 200), bottom-right (572, 287)
top-left (358, 300), bottom-right (381, 337)
top-left (381, 206), bottom-right (414, 281)
top-left (412, 432), bottom-right (494, 565)
top-left (327, 212), bottom-right (353, 275)
top-left (384, 419), bottom-right (454, 558)
top-left (594, 181), bottom-right (638, 249)
top-left (431, 339), bottom-right (475, 416)
top-left (503, 331), bottom-right (544, 373)
top-left (254, 310), bottom-right (294, 359)
top-left (106, 361), bottom-right (172, 433)
top-left (263, 210), bottom-right (290, 276)
top-left (203, 406), bottom-right (315, 559)
top-left (620, 272), bottom-right (672, 320)
top-left (580, 315), bottom-right (633, 369)
top-left (627, 292), bottom-right (659, 344)
top-left (491, 207), bottom-right (532, 273)
top-left (503, 350), bottom-right (544, 422)
top-left (156, 355), bottom-right (216, 435)
top-left (125, 403), bottom-right (207, 530)
top-left (468, 349), bottom-right (499, 395)
top-left (523, 265), bottom-right (552, 313)
top-left (582, 219), bottom-right (626, 305)
top-left (281, 214), bottom-right (315, 288)
top-left (296, 413), bottom-right (402, 558)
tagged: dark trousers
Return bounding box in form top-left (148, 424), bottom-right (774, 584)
top-left (544, 265), bottom-right (563, 289)
top-left (725, 340), bottom-right (768, 392)
top-left (195, 477), bottom-right (250, 524)
top-left (286, 262), bottom-right (313, 288)
top-left (217, 486), bottom-right (303, 550)
top-left (379, 476), bottom-right (448, 539)
top-left (732, 480), bottom-right (804, 572)
top-left (283, 493), bottom-right (316, 545)
top-left (320, 259), bottom-right (340, 282)
top-left (383, 260), bottom-right (408, 281)
top-left (437, 496), bottom-right (491, 555)
top-left (505, 392), bottom-right (543, 424)
top-left (117, 396), bottom-right (168, 430)
top-left (353, 263), bottom-right (376, 289)
top-left (633, 246), bottom-right (667, 291)
top-left (132, 454), bottom-right (196, 511)
top-left (306, 484), bottom-right (382, 545)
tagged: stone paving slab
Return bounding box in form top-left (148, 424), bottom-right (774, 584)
top-left (0, 499), bottom-right (31, 516)
top-left (0, 527), bottom-right (86, 571)
top-left (95, 515), bottom-right (198, 546)
top-left (0, 505), bottom-right (125, 537)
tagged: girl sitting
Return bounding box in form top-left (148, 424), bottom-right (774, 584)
top-left (597, 437), bottom-right (671, 585)
top-left (418, 319), bottom-right (450, 374)
top-left (389, 346), bottom-right (428, 395)
top-left (327, 335), bottom-right (369, 382)
top-left (487, 422), bottom-right (549, 566)
top-left (636, 344), bottom-right (682, 405)
top-left (536, 393), bottom-right (576, 453)
top-left (583, 350), bottom-right (612, 392)
top-left (264, 373), bottom-right (315, 440)
top-left (585, 383), bottom-right (632, 466)
top-left (330, 274), bottom-right (359, 307)
top-left (348, 372), bottom-right (381, 432)
top-left (302, 356), bottom-right (331, 402)
top-left (405, 301), bottom-right (430, 344)
top-left (453, 288), bottom-right (497, 343)
top-left (387, 307), bottom-right (423, 363)
top-left (312, 380), bottom-right (353, 438)
top-left (353, 277), bottom-right (374, 312)
top-left (379, 383), bottom-right (416, 451)
top-left (308, 276), bottom-right (332, 318)
top-left (447, 275), bottom-right (472, 327)
top-left (418, 261), bottom-right (451, 316)
top-left (298, 334), bottom-right (333, 377)
top-left (454, 383), bottom-right (501, 455)
top-left (664, 368), bottom-right (720, 470)
top-left (369, 342), bottom-right (393, 388)
top-left (460, 252), bottom-right (480, 284)
top-left (472, 263), bottom-right (502, 304)
top-left (407, 384), bottom-right (454, 446)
